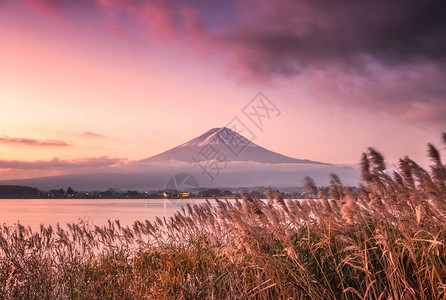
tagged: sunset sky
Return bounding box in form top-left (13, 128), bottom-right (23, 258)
top-left (1, 0), bottom-right (445, 180)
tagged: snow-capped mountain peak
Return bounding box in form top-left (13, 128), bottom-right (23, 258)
top-left (178, 127), bottom-right (252, 148)
top-left (142, 127), bottom-right (328, 165)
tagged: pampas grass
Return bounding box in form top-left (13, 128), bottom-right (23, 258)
top-left (1, 137), bottom-right (446, 299)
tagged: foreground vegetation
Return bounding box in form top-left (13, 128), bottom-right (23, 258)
top-left (1, 138), bottom-right (446, 299)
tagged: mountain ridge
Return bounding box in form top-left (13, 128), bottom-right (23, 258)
top-left (142, 127), bottom-right (328, 165)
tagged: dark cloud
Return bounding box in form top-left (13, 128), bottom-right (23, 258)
top-left (219, 0), bottom-right (446, 126)
top-left (224, 0), bottom-right (446, 75)
top-left (19, 0), bottom-right (446, 70)
top-left (17, 0), bottom-right (446, 126)
top-left (0, 136), bottom-right (71, 147)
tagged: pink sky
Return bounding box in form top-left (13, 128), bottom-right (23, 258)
top-left (0, 0), bottom-right (444, 180)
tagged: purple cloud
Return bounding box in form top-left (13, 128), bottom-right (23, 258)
top-left (0, 156), bottom-right (125, 171)
top-left (0, 136), bottom-right (71, 147)
top-left (82, 131), bottom-right (105, 138)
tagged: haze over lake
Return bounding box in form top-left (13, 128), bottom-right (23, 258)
top-left (0, 198), bottom-right (214, 229)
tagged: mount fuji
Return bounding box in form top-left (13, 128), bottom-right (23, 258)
top-left (0, 128), bottom-right (359, 190)
top-left (142, 127), bottom-right (327, 165)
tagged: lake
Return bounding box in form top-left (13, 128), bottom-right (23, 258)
top-left (0, 198), bottom-right (216, 229)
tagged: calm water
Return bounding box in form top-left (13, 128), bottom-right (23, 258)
top-left (0, 198), bottom-right (213, 229)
